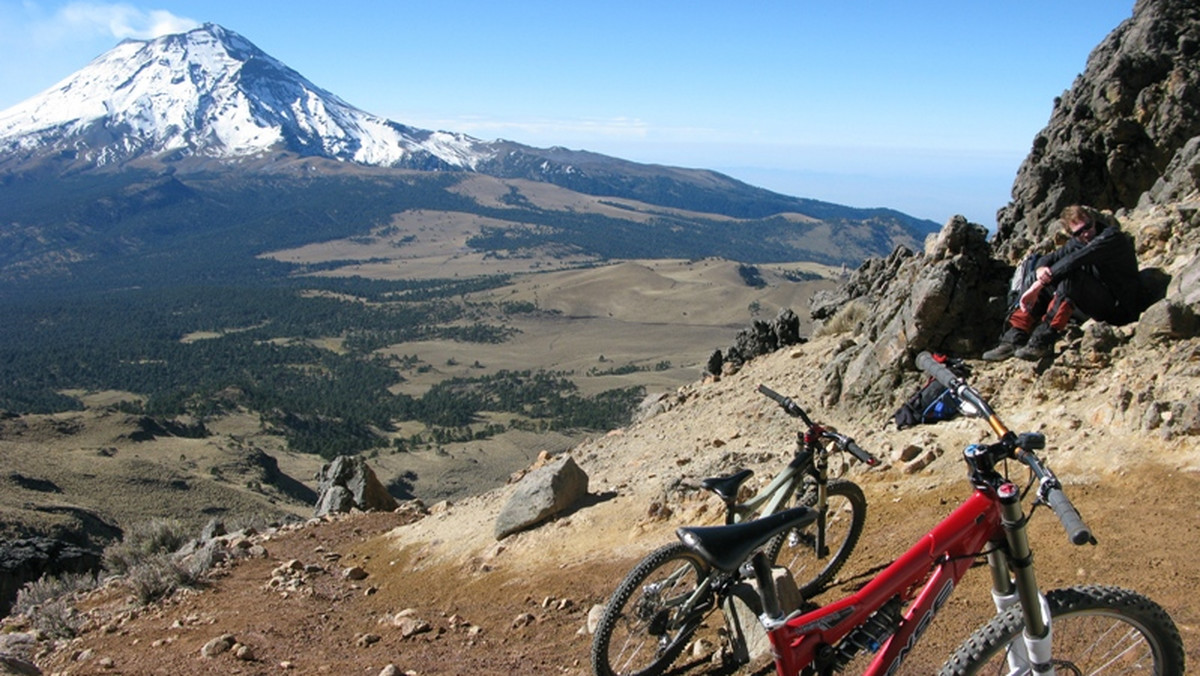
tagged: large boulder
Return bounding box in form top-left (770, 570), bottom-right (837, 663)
top-left (995, 0), bottom-right (1200, 262)
top-left (494, 455), bottom-right (589, 540)
top-left (813, 216), bottom-right (1009, 411)
top-left (313, 456), bottom-right (397, 517)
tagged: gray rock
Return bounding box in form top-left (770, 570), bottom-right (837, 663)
top-left (313, 456), bottom-right (398, 517)
top-left (494, 455), bottom-right (589, 540)
top-left (200, 634), bottom-right (235, 658)
top-left (1135, 299), bottom-right (1199, 345)
top-left (1168, 254), bottom-right (1200, 310)
top-left (994, 0), bottom-right (1200, 262)
top-left (814, 216), bottom-right (1009, 410)
top-left (0, 654), bottom-right (42, 675)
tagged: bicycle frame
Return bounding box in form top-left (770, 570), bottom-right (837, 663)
top-left (729, 449), bottom-right (812, 524)
top-left (715, 384), bottom-right (878, 530)
top-left (763, 484), bottom-right (1006, 675)
top-left (722, 416), bottom-right (853, 564)
top-left (652, 433), bottom-right (843, 663)
top-left (593, 385), bottom-right (879, 676)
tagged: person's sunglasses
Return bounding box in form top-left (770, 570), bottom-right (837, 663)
top-left (1070, 221), bottom-right (1095, 238)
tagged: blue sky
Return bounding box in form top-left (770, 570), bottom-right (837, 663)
top-left (0, 1), bottom-right (1135, 229)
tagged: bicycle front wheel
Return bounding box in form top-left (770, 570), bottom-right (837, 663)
top-left (938, 585), bottom-right (1185, 675)
top-left (591, 542), bottom-right (714, 676)
top-left (766, 478), bottom-right (866, 598)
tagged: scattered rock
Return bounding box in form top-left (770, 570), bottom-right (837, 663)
top-left (200, 634), bottom-right (235, 658)
top-left (494, 455), bottom-right (589, 540)
top-left (233, 643), bottom-right (255, 661)
top-left (586, 604), bottom-right (606, 634)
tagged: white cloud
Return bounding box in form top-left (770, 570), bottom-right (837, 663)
top-left (32, 2), bottom-right (198, 45)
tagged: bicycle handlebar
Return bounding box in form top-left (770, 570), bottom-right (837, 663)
top-left (832, 433), bottom-right (880, 466)
top-left (915, 351), bottom-right (1094, 546)
top-left (1044, 486), bottom-right (1093, 545)
top-left (757, 384), bottom-right (813, 424)
top-left (915, 352), bottom-right (1004, 436)
top-left (915, 351), bottom-right (959, 387)
top-left (1017, 452), bottom-right (1095, 545)
top-left (757, 384), bottom-right (879, 466)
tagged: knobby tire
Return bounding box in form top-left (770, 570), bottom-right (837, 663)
top-left (938, 585), bottom-right (1185, 675)
top-left (591, 542), bottom-right (713, 676)
top-left (765, 478), bottom-right (867, 598)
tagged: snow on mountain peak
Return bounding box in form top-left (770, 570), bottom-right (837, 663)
top-left (0, 23), bottom-right (493, 170)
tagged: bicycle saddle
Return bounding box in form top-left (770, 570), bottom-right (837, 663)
top-left (700, 468), bottom-right (755, 502)
top-left (677, 506), bottom-right (818, 571)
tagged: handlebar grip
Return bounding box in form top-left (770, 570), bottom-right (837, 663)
top-left (757, 383), bottom-right (786, 404)
top-left (757, 384), bottom-right (808, 421)
top-left (1044, 487), bottom-right (1094, 545)
top-left (916, 351), bottom-right (962, 389)
top-left (845, 440), bottom-right (880, 466)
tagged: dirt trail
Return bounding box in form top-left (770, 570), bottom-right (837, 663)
top-left (14, 338), bottom-right (1200, 675)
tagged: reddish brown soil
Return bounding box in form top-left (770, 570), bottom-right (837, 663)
top-left (20, 466), bottom-right (1198, 675)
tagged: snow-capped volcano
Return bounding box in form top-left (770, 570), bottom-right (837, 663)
top-left (0, 23), bottom-right (493, 169)
top-left (0, 22), bottom-right (940, 252)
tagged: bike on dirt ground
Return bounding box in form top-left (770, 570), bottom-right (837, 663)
top-left (669, 351), bottom-right (1184, 675)
top-left (591, 384), bottom-right (879, 676)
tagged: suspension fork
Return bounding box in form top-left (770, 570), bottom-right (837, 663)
top-left (991, 481), bottom-right (1055, 673)
top-left (807, 435), bottom-right (830, 558)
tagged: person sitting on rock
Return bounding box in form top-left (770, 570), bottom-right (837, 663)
top-left (983, 205), bottom-right (1141, 361)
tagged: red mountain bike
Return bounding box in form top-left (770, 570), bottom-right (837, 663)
top-left (673, 351), bottom-right (1184, 675)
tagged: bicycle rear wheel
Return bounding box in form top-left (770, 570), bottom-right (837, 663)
top-left (938, 585), bottom-right (1185, 675)
top-left (765, 478), bottom-right (866, 598)
top-left (591, 542), bottom-right (715, 676)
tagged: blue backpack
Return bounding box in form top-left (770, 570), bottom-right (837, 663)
top-left (893, 355), bottom-right (971, 429)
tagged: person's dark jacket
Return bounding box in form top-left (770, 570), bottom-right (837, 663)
top-left (1040, 224), bottom-right (1140, 323)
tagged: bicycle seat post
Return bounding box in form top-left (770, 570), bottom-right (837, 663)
top-left (749, 550), bottom-right (786, 630)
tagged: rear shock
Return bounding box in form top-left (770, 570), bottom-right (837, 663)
top-left (833, 596), bottom-right (903, 668)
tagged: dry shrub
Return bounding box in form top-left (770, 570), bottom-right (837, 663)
top-left (12, 572), bottom-right (98, 638)
top-left (102, 518), bottom-right (215, 606)
top-left (813, 300), bottom-right (869, 338)
top-left (124, 553), bottom-right (203, 605)
top-left (102, 518), bottom-right (191, 575)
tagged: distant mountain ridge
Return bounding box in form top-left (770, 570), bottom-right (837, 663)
top-left (0, 22), bottom-right (940, 294)
top-left (0, 23), bottom-right (936, 228)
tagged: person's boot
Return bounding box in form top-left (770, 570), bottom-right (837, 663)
top-left (1014, 323), bottom-right (1061, 361)
top-left (982, 327), bottom-right (1028, 361)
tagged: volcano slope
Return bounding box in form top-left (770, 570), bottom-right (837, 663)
top-left (9, 330), bottom-right (1199, 675)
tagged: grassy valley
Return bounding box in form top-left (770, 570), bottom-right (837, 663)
top-left (0, 242), bottom-right (839, 533)
top-left (1, 161), bottom-right (854, 522)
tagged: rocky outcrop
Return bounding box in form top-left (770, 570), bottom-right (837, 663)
top-left (126, 415), bottom-right (209, 442)
top-left (811, 217), bottom-right (1010, 410)
top-left (0, 504), bottom-right (121, 618)
top-left (313, 456), bottom-right (398, 517)
top-left (995, 0), bottom-right (1200, 262)
top-left (0, 538), bottom-right (102, 618)
top-left (803, 0), bottom-right (1200, 415)
top-left (708, 308), bottom-right (805, 374)
top-left (494, 455), bottom-right (589, 540)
